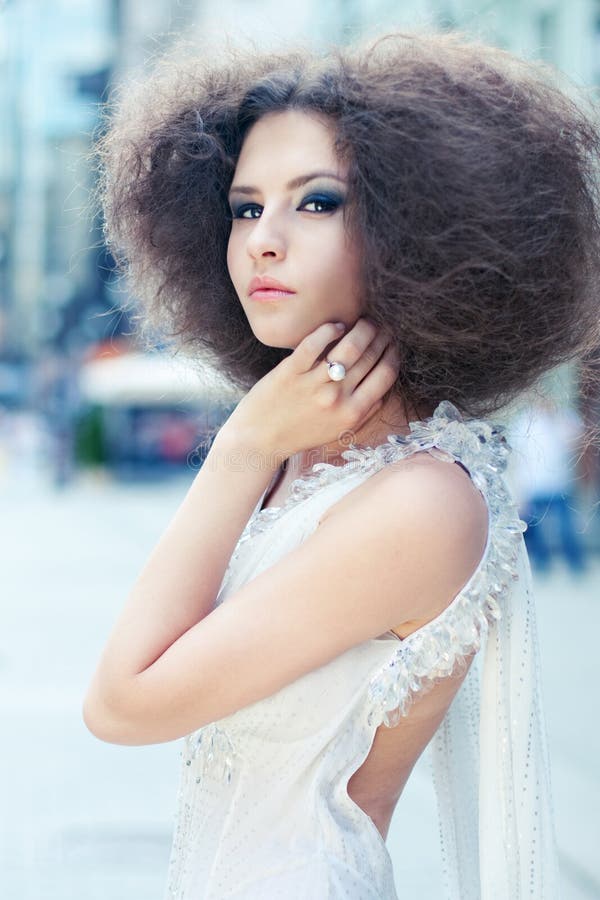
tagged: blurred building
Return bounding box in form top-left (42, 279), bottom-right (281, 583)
top-left (185, 0), bottom-right (600, 86)
top-left (1, 0), bottom-right (116, 366)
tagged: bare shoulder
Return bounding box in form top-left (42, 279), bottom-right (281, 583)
top-left (322, 450), bottom-right (488, 530)
top-left (319, 450), bottom-right (490, 627)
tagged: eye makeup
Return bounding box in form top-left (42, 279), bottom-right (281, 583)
top-left (229, 189), bottom-right (345, 219)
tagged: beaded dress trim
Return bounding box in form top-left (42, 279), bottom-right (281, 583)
top-left (229, 399), bottom-right (523, 562)
top-left (364, 401), bottom-right (528, 728)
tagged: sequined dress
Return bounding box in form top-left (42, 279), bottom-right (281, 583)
top-left (163, 400), bottom-right (557, 899)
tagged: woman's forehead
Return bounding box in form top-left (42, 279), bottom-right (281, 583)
top-left (234, 110), bottom-right (344, 181)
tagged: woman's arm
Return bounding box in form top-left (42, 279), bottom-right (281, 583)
top-left (82, 427), bottom-right (283, 733)
top-left (82, 454), bottom-right (489, 746)
top-left (83, 319), bottom-right (403, 742)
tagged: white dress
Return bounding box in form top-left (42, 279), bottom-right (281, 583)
top-left (163, 401), bottom-right (559, 899)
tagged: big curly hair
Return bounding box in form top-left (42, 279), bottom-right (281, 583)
top-left (92, 29), bottom-right (600, 421)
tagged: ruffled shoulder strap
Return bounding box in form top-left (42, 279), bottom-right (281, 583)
top-left (380, 398), bottom-right (512, 473)
top-left (366, 399), bottom-right (527, 728)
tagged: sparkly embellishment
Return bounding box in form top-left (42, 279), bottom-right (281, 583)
top-left (166, 722), bottom-right (239, 898)
top-left (185, 722), bottom-right (237, 783)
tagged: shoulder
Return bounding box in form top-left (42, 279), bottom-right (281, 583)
top-left (318, 451), bottom-right (490, 622)
top-left (322, 450), bottom-right (488, 532)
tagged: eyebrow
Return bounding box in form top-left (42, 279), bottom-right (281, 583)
top-left (228, 171), bottom-right (347, 197)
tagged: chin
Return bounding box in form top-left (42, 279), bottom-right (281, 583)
top-left (248, 321), bottom-right (305, 351)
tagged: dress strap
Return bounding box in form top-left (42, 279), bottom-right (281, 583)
top-left (366, 401), bottom-right (527, 727)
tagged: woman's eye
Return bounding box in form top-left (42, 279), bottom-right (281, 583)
top-left (231, 204), bottom-right (262, 220)
top-left (299, 194), bottom-right (341, 213)
top-left (229, 194), bottom-right (342, 219)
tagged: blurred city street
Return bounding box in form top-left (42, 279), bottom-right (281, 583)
top-left (1, 446), bottom-right (599, 900)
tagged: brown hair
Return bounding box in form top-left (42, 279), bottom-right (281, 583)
top-left (91, 29), bottom-right (600, 424)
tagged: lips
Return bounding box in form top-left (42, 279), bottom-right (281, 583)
top-left (248, 275), bottom-right (296, 296)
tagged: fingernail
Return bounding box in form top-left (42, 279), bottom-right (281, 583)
top-left (334, 322), bottom-right (346, 331)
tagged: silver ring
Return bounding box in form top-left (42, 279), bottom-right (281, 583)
top-left (326, 360), bottom-right (346, 382)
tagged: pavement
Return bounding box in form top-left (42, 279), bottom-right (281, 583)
top-left (1, 455), bottom-right (598, 899)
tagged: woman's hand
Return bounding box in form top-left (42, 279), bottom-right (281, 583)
top-left (223, 317), bottom-right (400, 460)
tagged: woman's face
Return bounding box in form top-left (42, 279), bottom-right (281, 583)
top-left (226, 109), bottom-right (363, 349)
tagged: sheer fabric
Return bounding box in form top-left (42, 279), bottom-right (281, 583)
top-left (163, 401), bottom-right (559, 899)
top-left (432, 542), bottom-right (559, 898)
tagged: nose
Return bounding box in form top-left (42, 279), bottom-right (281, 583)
top-left (245, 213), bottom-right (287, 261)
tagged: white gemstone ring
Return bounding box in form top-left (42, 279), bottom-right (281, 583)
top-left (326, 360), bottom-right (346, 382)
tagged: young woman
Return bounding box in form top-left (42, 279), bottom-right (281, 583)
top-left (83, 30), bottom-right (600, 899)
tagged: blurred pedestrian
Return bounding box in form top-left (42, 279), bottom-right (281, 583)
top-left (509, 397), bottom-right (587, 574)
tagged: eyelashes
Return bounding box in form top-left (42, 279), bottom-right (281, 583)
top-left (229, 192), bottom-right (344, 220)
top-left (298, 194), bottom-right (344, 214)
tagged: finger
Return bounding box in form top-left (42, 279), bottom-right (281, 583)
top-left (342, 331), bottom-right (391, 389)
top-left (291, 322), bottom-right (348, 373)
top-left (327, 319), bottom-right (379, 373)
top-left (346, 342), bottom-right (400, 419)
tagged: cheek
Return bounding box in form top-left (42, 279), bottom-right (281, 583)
top-left (323, 239), bottom-right (361, 295)
top-left (309, 226), bottom-right (351, 274)
top-left (226, 235), bottom-right (241, 283)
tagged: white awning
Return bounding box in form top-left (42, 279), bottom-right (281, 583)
top-left (78, 351), bottom-right (234, 407)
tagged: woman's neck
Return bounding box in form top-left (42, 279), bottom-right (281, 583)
top-left (289, 394), bottom-right (430, 479)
